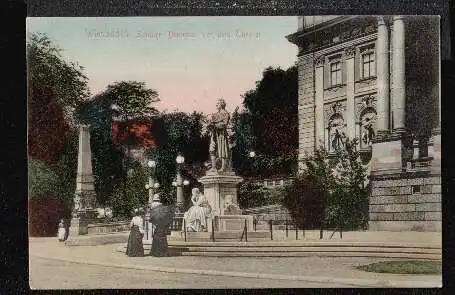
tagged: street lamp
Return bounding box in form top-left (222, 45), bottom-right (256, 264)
top-left (249, 150), bottom-right (257, 177)
top-left (175, 153), bottom-right (185, 213)
top-left (146, 159), bottom-right (157, 206)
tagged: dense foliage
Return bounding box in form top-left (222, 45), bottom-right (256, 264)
top-left (282, 139), bottom-right (369, 230)
top-left (76, 81), bottom-right (160, 209)
top-left (110, 165), bottom-right (149, 216)
top-left (29, 197), bottom-right (71, 237)
top-left (27, 33), bottom-right (89, 236)
top-left (149, 111), bottom-right (209, 205)
top-left (242, 66), bottom-right (298, 157)
top-left (237, 182), bottom-right (286, 209)
top-left (232, 66), bottom-right (298, 177)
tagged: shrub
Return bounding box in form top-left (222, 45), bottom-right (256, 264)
top-left (282, 139), bottom-right (369, 230)
top-left (282, 175), bottom-right (327, 228)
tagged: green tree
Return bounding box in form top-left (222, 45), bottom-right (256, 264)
top-left (242, 66), bottom-right (298, 157)
top-left (107, 81), bottom-right (159, 120)
top-left (76, 81), bottom-right (160, 207)
top-left (27, 32), bottom-right (89, 109)
top-left (110, 165), bottom-right (149, 217)
top-left (231, 108), bottom-right (255, 176)
top-left (234, 66), bottom-right (298, 177)
top-left (150, 111), bottom-right (209, 205)
top-left (327, 138), bottom-right (369, 229)
top-left (27, 32), bottom-right (89, 235)
top-left (282, 146), bottom-right (335, 228)
top-left (282, 140), bottom-right (369, 230)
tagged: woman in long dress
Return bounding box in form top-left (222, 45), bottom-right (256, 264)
top-left (183, 188), bottom-right (212, 232)
top-left (126, 209), bottom-right (144, 257)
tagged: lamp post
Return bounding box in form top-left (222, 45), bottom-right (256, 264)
top-left (175, 153), bottom-right (185, 213)
top-left (249, 150), bottom-right (256, 177)
top-left (145, 160), bottom-right (158, 206)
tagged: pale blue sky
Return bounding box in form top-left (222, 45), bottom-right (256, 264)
top-left (27, 17), bottom-right (298, 114)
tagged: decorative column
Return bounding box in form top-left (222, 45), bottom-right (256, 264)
top-left (376, 16), bottom-right (390, 134)
top-left (314, 55), bottom-right (325, 147)
top-left (391, 15), bottom-right (406, 133)
top-left (70, 125), bottom-right (97, 236)
top-left (345, 46), bottom-right (356, 139)
top-left (371, 16), bottom-right (406, 174)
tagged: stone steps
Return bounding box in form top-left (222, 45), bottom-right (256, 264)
top-left (124, 240), bottom-right (441, 260)
top-left (180, 246), bottom-right (441, 254)
top-left (178, 251), bottom-right (440, 260)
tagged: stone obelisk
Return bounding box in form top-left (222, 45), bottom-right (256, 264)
top-left (70, 124), bottom-right (97, 236)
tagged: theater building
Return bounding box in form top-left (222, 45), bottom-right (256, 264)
top-left (287, 16), bottom-right (441, 231)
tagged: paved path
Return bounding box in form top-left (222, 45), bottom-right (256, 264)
top-left (30, 257), bottom-right (358, 289)
top-left (29, 238), bottom-right (442, 288)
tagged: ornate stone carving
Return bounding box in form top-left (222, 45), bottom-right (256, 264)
top-left (325, 101), bottom-right (346, 121)
top-left (344, 46), bottom-right (356, 57)
top-left (314, 55), bottom-right (325, 67)
top-left (328, 115), bottom-right (346, 151)
top-left (362, 95), bottom-right (375, 108)
top-left (331, 101), bottom-right (343, 115)
top-left (360, 111), bottom-right (377, 147)
top-left (355, 94), bottom-right (377, 120)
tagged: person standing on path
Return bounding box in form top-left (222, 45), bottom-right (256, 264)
top-left (57, 219), bottom-right (66, 242)
top-left (126, 209), bottom-right (145, 257)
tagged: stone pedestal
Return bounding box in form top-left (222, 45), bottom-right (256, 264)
top-left (371, 133), bottom-right (406, 175)
top-left (70, 218), bottom-right (89, 236)
top-left (198, 171), bottom-right (243, 216)
top-left (213, 215), bottom-right (254, 232)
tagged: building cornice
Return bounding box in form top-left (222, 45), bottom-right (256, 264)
top-left (288, 16), bottom-right (377, 56)
top-left (286, 16), bottom-right (354, 43)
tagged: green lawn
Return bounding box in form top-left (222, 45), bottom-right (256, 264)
top-left (356, 260), bottom-right (441, 274)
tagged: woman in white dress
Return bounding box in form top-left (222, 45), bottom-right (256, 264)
top-left (183, 188), bottom-right (212, 232)
top-left (57, 219), bottom-right (66, 242)
top-left (126, 209), bottom-right (145, 257)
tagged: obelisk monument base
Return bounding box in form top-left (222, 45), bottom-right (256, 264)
top-left (69, 125), bottom-right (98, 236)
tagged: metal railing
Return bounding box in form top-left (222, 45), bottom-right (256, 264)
top-left (240, 219), bottom-right (248, 242)
top-left (169, 217), bottom-right (344, 241)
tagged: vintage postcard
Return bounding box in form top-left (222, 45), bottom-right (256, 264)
top-left (27, 15), bottom-right (442, 289)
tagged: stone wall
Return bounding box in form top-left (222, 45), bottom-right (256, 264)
top-left (369, 174), bottom-right (441, 231)
top-left (87, 221), bottom-right (130, 235)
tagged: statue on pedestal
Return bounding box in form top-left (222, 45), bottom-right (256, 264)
top-left (199, 100), bottom-right (243, 217)
top-left (208, 99), bottom-right (232, 172)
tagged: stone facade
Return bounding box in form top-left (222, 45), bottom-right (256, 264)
top-left (369, 175), bottom-right (441, 231)
top-left (287, 16), bottom-right (441, 231)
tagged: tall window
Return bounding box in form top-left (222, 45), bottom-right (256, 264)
top-left (361, 52), bottom-right (375, 78)
top-left (330, 61), bottom-right (342, 86)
